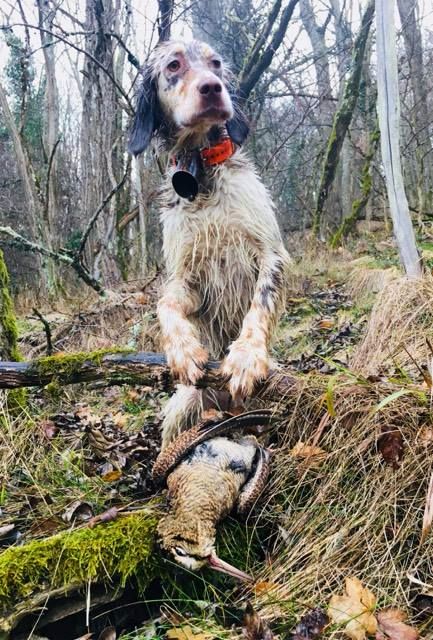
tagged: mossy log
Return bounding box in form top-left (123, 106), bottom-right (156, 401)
top-left (0, 349), bottom-right (298, 393)
top-left (0, 509), bottom-right (158, 633)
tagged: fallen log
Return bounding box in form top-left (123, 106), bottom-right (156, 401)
top-left (0, 348), bottom-right (296, 392)
top-left (0, 508), bottom-right (159, 632)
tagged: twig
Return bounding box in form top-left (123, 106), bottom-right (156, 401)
top-left (0, 226), bottom-right (104, 294)
top-left (77, 157), bottom-right (131, 257)
top-left (31, 308), bottom-right (53, 355)
top-left (44, 137), bottom-right (61, 223)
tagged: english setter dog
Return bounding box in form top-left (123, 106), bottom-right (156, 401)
top-left (129, 40), bottom-right (290, 448)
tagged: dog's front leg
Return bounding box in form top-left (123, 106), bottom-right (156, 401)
top-left (158, 279), bottom-right (208, 384)
top-left (221, 247), bottom-right (288, 400)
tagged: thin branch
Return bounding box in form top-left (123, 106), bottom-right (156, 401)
top-left (239, 0), bottom-right (300, 101)
top-left (0, 226), bottom-right (104, 294)
top-left (44, 137), bottom-right (61, 223)
top-left (32, 308), bottom-right (53, 355)
top-left (77, 157), bottom-right (131, 257)
top-left (0, 23), bottom-right (134, 115)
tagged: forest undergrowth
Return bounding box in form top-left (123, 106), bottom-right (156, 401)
top-left (2, 237), bottom-right (433, 638)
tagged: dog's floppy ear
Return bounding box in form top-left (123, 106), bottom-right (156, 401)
top-left (128, 71), bottom-right (161, 156)
top-left (226, 94), bottom-right (250, 146)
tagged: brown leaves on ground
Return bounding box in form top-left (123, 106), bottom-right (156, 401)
top-left (377, 426), bottom-right (403, 469)
top-left (290, 442), bottom-right (327, 469)
top-left (328, 577), bottom-right (377, 640)
top-left (376, 608), bottom-right (419, 640)
top-left (242, 602), bottom-right (274, 640)
top-left (166, 625), bottom-right (213, 640)
top-left (290, 608), bottom-right (328, 639)
top-left (329, 579), bottom-right (420, 640)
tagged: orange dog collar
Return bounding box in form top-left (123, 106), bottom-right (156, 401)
top-left (201, 137), bottom-right (236, 166)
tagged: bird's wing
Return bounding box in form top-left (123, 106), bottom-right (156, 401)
top-left (237, 447), bottom-right (271, 515)
top-left (152, 410), bottom-right (276, 485)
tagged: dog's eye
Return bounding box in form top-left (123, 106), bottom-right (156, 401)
top-left (211, 59), bottom-right (221, 69)
top-left (167, 60), bottom-right (180, 72)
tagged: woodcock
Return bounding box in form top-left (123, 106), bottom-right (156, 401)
top-left (153, 410), bottom-right (276, 581)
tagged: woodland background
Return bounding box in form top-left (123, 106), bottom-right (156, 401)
top-left (0, 0), bottom-right (432, 301)
top-left (2, 1), bottom-right (433, 637)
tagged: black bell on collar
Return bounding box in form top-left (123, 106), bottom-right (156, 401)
top-left (172, 150), bottom-right (202, 201)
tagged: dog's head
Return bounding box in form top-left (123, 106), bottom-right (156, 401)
top-left (128, 39), bottom-right (249, 155)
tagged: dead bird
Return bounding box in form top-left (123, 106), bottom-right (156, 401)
top-left (153, 409), bottom-right (276, 580)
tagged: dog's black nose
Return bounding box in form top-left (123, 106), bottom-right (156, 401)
top-left (199, 81), bottom-right (222, 95)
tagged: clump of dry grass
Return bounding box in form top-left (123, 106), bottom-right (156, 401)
top-left (350, 274), bottom-right (433, 377)
top-left (346, 260), bottom-right (399, 302)
top-left (248, 371), bottom-right (433, 632)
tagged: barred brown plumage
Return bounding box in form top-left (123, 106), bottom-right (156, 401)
top-left (154, 410), bottom-right (276, 579)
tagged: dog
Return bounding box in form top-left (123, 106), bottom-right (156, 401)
top-left (129, 39), bottom-right (290, 448)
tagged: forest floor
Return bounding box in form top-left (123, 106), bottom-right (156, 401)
top-left (2, 230), bottom-right (433, 639)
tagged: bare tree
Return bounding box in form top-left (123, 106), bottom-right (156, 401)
top-left (376, 0), bottom-right (421, 277)
top-left (397, 0), bottom-right (433, 216)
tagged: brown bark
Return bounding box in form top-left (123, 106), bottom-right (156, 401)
top-left (0, 350), bottom-right (297, 392)
top-left (80, 0), bottom-right (124, 286)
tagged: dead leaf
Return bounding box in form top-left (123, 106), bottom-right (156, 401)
top-left (291, 607), bottom-right (328, 639)
top-left (112, 412), bottom-right (128, 428)
top-left (418, 426), bottom-right (433, 446)
top-left (201, 408), bottom-right (220, 420)
top-left (291, 442), bottom-right (327, 469)
top-left (377, 427), bottom-right (403, 469)
top-left (242, 602), bottom-right (274, 640)
top-left (40, 419), bottom-right (58, 439)
top-left (317, 318), bottom-right (334, 330)
top-left (97, 627), bottom-right (116, 640)
top-left (328, 576), bottom-right (377, 640)
top-left (101, 470), bottom-right (122, 482)
top-left (74, 634), bottom-right (93, 640)
top-left (62, 500), bottom-right (94, 524)
top-left (166, 624), bottom-right (212, 640)
top-left (253, 581), bottom-right (278, 596)
top-left (375, 608), bottom-right (419, 640)
top-left (88, 507), bottom-right (119, 528)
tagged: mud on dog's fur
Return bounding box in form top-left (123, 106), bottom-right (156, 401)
top-left (129, 39), bottom-right (290, 448)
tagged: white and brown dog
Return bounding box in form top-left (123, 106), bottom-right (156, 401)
top-left (129, 40), bottom-right (290, 449)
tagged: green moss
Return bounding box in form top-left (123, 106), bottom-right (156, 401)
top-left (30, 347), bottom-right (134, 378)
top-left (0, 249), bottom-right (21, 363)
top-left (0, 509), bottom-right (158, 613)
top-left (0, 249), bottom-right (27, 411)
top-left (330, 122), bottom-right (380, 248)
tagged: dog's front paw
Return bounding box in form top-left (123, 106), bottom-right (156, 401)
top-left (165, 337), bottom-right (208, 385)
top-left (221, 340), bottom-right (270, 400)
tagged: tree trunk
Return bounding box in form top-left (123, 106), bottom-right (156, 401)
top-left (376, 0), bottom-right (421, 277)
top-left (313, 0), bottom-right (375, 236)
top-left (37, 0), bottom-right (60, 292)
top-left (299, 0), bottom-right (341, 230)
top-left (397, 0), bottom-right (433, 215)
top-left (0, 80), bottom-right (49, 293)
top-left (80, 0), bottom-right (123, 286)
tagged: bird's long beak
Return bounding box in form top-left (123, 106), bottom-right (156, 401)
top-left (207, 552), bottom-right (253, 582)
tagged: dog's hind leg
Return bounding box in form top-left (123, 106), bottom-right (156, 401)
top-left (161, 384), bottom-right (203, 449)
